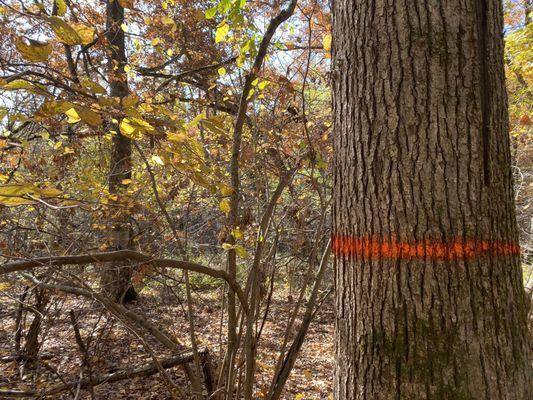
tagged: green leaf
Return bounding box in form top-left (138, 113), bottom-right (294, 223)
top-left (15, 37), bottom-right (53, 62)
top-left (218, 0), bottom-right (231, 13)
top-left (205, 5), bottom-right (217, 19)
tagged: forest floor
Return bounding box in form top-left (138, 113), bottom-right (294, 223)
top-left (0, 282), bottom-right (334, 399)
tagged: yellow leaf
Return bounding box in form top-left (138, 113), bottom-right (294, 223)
top-left (120, 117), bottom-right (154, 139)
top-left (48, 16), bottom-right (82, 45)
top-left (186, 113), bottom-right (205, 128)
top-left (80, 78), bottom-right (106, 95)
top-left (167, 132), bottom-right (188, 143)
top-left (162, 16), bottom-right (173, 25)
top-left (235, 245), bottom-right (248, 258)
top-left (122, 93), bottom-right (139, 107)
top-left (323, 32), bottom-right (332, 58)
top-left (55, 0), bottom-right (67, 16)
top-left (215, 23), bottom-right (230, 43)
top-left (15, 37), bottom-right (52, 62)
top-left (0, 184), bottom-right (39, 206)
top-left (218, 67), bottom-right (227, 76)
top-left (232, 227), bottom-right (243, 239)
top-left (75, 106), bottom-right (102, 126)
top-left (219, 184), bottom-right (233, 196)
top-left (219, 198), bottom-right (230, 214)
top-left (65, 107), bottom-right (81, 123)
top-left (2, 79), bottom-right (45, 95)
top-left (72, 23), bottom-right (96, 45)
top-left (39, 187), bottom-right (62, 197)
top-left (222, 243), bottom-right (234, 251)
top-left (121, 179), bottom-right (132, 185)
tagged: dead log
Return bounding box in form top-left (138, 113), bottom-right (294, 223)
top-left (0, 349), bottom-right (207, 398)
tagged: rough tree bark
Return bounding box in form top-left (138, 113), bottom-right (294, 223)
top-left (332, 0), bottom-right (531, 399)
top-left (101, 0), bottom-right (137, 302)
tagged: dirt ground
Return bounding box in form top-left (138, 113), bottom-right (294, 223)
top-left (0, 282), bottom-right (334, 399)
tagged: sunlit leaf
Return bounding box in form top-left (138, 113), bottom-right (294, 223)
top-left (80, 78), bottom-right (106, 95)
top-left (48, 16), bottom-right (83, 45)
top-left (120, 117), bottom-right (155, 139)
top-left (76, 106), bottom-right (102, 126)
top-left (65, 108), bottom-right (81, 123)
top-left (15, 37), bottom-right (53, 62)
top-left (219, 198), bottom-right (230, 214)
top-left (1, 80), bottom-right (50, 97)
top-left (205, 6), bottom-right (217, 19)
top-left (215, 23), bottom-right (230, 43)
top-left (167, 132), bottom-right (188, 143)
top-left (55, 0), bottom-right (67, 16)
top-left (152, 155), bottom-right (164, 165)
top-left (72, 23), bottom-right (96, 45)
top-left (235, 245), bottom-right (248, 258)
top-left (0, 184), bottom-right (45, 206)
top-left (323, 32), bottom-right (332, 57)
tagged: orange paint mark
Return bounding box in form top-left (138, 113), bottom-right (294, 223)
top-left (332, 236), bottom-right (520, 260)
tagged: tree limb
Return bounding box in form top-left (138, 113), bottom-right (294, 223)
top-left (1, 250), bottom-right (248, 313)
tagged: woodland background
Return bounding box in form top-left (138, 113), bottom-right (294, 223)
top-left (0, 0), bottom-right (531, 399)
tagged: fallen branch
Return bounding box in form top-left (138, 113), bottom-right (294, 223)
top-left (0, 353), bottom-right (53, 363)
top-left (1, 250), bottom-right (248, 313)
top-left (0, 349), bottom-right (206, 398)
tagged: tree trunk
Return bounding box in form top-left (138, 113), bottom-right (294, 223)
top-left (332, 0), bottom-right (531, 399)
top-left (101, 0), bottom-right (137, 303)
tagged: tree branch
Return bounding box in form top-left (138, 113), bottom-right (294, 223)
top-left (1, 250), bottom-right (248, 313)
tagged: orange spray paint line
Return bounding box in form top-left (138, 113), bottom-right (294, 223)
top-left (332, 236), bottom-right (520, 260)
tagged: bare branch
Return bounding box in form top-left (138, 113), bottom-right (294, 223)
top-left (1, 250), bottom-right (248, 313)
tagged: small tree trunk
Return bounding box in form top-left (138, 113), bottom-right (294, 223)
top-left (101, 0), bottom-right (137, 303)
top-left (332, 0), bottom-right (531, 398)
